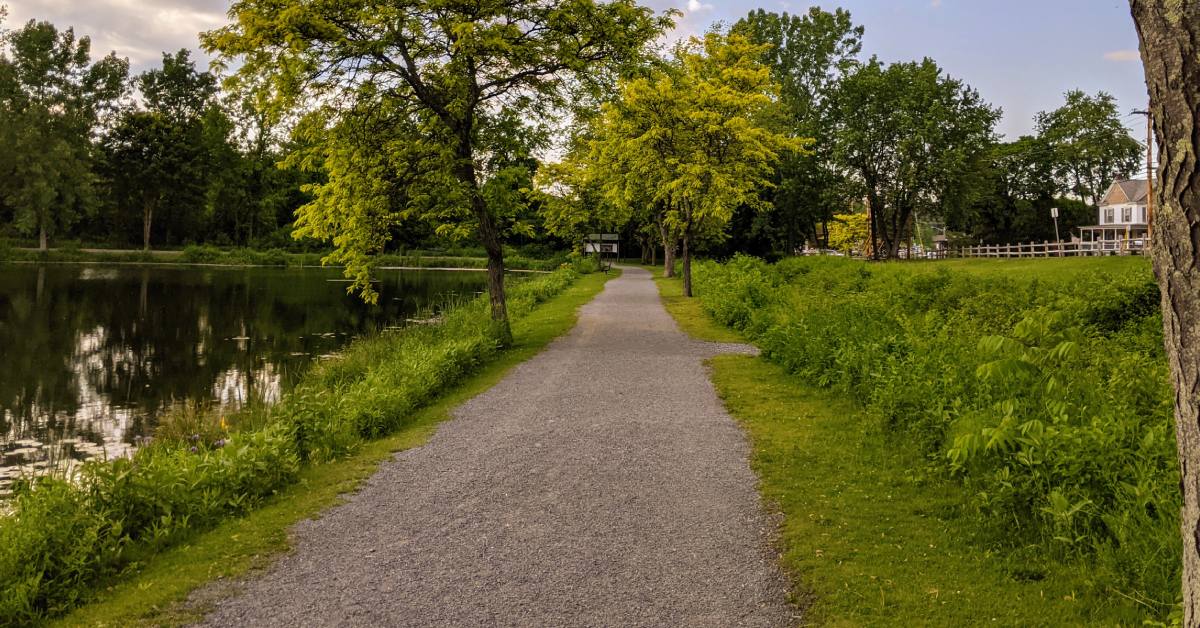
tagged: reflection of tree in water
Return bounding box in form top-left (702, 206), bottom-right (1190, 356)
top-left (0, 265), bottom-right (486, 469)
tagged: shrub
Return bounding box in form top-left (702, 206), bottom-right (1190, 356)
top-left (693, 256), bottom-right (1179, 618)
top-left (0, 266), bottom-right (588, 625)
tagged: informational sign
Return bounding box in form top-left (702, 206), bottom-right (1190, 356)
top-left (1050, 207), bottom-right (1059, 218)
top-left (586, 233), bottom-right (619, 272)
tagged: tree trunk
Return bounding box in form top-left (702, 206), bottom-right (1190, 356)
top-left (866, 189), bottom-right (881, 260)
top-left (658, 217), bottom-right (676, 278)
top-left (681, 229), bottom-right (693, 298)
top-left (455, 143), bottom-right (510, 344)
top-left (476, 201), bottom-right (510, 343)
top-left (143, 197), bottom-right (154, 252)
top-left (38, 224), bottom-right (47, 252)
top-left (1130, 2), bottom-right (1200, 623)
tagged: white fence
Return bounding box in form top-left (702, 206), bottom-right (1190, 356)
top-left (945, 238), bottom-right (1147, 259)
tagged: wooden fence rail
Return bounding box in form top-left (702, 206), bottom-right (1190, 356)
top-left (928, 238), bottom-right (1147, 259)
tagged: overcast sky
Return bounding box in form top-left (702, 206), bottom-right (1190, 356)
top-left (4, 0), bottom-right (1149, 140)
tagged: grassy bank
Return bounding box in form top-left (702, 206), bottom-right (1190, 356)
top-left (0, 243), bottom-right (567, 272)
top-left (654, 257), bottom-right (1175, 625)
top-left (0, 260), bottom-right (608, 626)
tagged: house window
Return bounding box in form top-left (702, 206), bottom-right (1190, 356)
top-left (1104, 208), bottom-right (1114, 223)
top-left (1123, 207), bottom-right (1132, 222)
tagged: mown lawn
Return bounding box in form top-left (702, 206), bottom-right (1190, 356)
top-left (51, 270), bottom-right (615, 628)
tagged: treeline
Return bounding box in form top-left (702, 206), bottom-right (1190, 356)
top-left (2, 8), bottom-right (1143, 263)
top-left (0, 19), bottom-right (564, 255)
top-left (0, 20), bottom-right (317, 251)
top-left (543, 8), bottom-right (1144, 275)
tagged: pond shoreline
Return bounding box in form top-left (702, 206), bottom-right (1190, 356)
top-left (0, 264), bottom-right (490, 496)
top-left (2, 259), bottom-right (553, 273)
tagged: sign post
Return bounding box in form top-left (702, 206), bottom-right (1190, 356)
top-left (585, 234), bottom-right (620, 272)
top-left (1051, 207), bottom-right (1061, 256)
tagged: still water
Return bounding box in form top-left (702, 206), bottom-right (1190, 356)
top-left (0, 264), bottom-right (487, 491)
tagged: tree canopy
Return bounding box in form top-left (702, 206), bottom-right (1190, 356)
top-left (204, 0), bottom-right (673, 340)
top-left (0, 20), bottom-right (127, 249)
top-left (585, 32), bottom-right (808, 294)
top-left (830, 57), bottom-right (1000, 258)
top-left (1036, 89), bottom-right (1142, 206)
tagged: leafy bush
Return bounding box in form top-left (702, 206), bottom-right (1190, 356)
top-left (693, 255), bottom-right (1179, 618)
top-left (0, 266), bottom-right (588, 625)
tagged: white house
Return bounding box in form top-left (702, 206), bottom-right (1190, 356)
top-left (1078, 179), bottom-right (1149, 252)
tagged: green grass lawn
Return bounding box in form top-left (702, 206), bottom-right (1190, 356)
top-left (913, 255), bottom-right (1150, 280)
top-left (654, 269), bottom-right (1145, 627)
top-left (51, 270), bottom-right (614, 628)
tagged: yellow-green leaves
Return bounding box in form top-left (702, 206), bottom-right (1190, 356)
top-left (206, 0), bottom-right (671, 313)
top-left (588, 32), bottom-right (811, 240)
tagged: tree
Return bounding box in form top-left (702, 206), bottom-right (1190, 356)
top-left (829, 58), bottom-right (999, 259)
top-left (826, 212), bottom-right (867, 254)
top-left (204, 0), bottom-right (671, 342)
top-left (1036, 90), bottom-right (1142, 206)
top-left (732, 8), bottom-right (863, 255)
top-left (589, 33), bottom-right (806, 295)
top-left (0, 20), bottom-right (127, 249)
top-left (102, 50), bottom-right (216, 250)
top-left (953, 136), bottom-right (1075, 244)
top-left (1128, 1), bottom-right (1200, 622)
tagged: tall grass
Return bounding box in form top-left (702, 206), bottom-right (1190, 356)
top-left (0, 259), bottom-right (595, 626)
top-left (693, 255), bottom-right (1179, 619)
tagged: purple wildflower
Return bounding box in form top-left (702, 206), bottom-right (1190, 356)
top-left (189, 446), bottom-right (198, 454)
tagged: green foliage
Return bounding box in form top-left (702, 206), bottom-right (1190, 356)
top-left (100, 50), bottom-right (219, 251)
top-left (693, 255), bottom-right (1179, 618)
top-left (730, 8), bottom-right (863, 254)
top-left (1036, 90), bottom-right (1143, 207)
top-left (826, 212), bottom-right (868, 254)
top-left (205, 0), bottom-right (671, 314)
top-left (586, 31), bottom-right (807, 291)
top-left (830, 58), bottom-right (1000, 258)
top-left (0, 20), bottom-right (128, 248)
top-left (0, 266), bottom-right (588, 625)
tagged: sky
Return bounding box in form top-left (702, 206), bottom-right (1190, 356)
top-left (4, 0), bottom-right (1150, 140)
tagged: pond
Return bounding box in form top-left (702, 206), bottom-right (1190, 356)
top-left (0, 263), bottom-right (488, 493)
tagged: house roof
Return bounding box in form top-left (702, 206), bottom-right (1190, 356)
top-left (1100, 179), bottom-right (1150, 206)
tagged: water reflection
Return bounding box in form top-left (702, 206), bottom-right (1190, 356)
top-left (0, 264), bottom-right (486, 492)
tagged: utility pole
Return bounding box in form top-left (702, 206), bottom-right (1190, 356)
top-left (1132, 105), bottom-right (1155, 251)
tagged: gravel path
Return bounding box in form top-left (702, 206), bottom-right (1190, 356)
top-left (199, 266), bottom-right (796, 627)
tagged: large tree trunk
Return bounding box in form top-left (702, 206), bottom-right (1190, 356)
top-left (1130, 2), bottom-right (1200, 623)
top-left (455, 144), bottom-right (511, 344)
top-left (38, 224), bottom-right (47, 252)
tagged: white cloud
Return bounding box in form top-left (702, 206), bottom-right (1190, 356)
top-left (1103, 49), bottom-right (1141, 62)
top-left (686, 0), bottom-right (713, 12)
top-left (931, 0), bottom-right (943, 7)
top-left (6, 0), bottom-right (227, 70)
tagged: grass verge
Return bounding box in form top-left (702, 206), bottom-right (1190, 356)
top-left (41, 270), bottom-right (614, 627)
top-left (653, 272), bottom-right (1139, 627)
top-left (651, 268), bottom-right (744, 343)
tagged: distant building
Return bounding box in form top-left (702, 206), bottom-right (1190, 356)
top-left (1077, 179), bottom-right (1149, 252)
